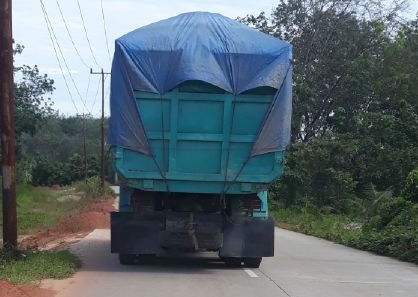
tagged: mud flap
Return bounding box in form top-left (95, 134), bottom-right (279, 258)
top-left (219, 217), bottom-right (275, 258)
top-left (111, 212), bottom-right (164, 254)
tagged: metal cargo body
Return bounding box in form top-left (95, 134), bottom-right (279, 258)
top-left (114, 82), bottom-right (285, 194)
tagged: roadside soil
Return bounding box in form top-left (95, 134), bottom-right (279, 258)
top-left (0, 281), bottom-right (55, 297)
top-left (0, 195), bottom-right (115, 297)
top-left (20, 196), bottom-right (115, 250)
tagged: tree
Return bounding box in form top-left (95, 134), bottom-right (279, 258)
top-left (13, 44), bottom-right (55, 138)
top-left (240, 0), bottom-right (407, 142)
top-left (241, 1), bottom-right (418, 208)
top-left (19, 115), bottom-right (105, 186)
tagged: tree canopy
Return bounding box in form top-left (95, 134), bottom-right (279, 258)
top-left (241, 0), bottom-right (418, 208)
top-left (13, 43), bottom-right (55, 137)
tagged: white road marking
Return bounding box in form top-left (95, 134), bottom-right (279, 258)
top-left (244, 269), bottom-right (258, 278)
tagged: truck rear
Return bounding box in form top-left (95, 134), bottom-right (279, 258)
top-left (109, 12), bottom-right (292, 268)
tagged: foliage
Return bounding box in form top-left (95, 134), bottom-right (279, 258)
top-left (401, 169), bottom-right (418, 203)
top-left (248, 0), bottom-right (418, 206)
top-left (74, 176), bottom-right (114, 199)
top-left (240, 0), bottom-right (408, 142)
top-left (17, 114), bottom-right (107, 186)
top-left (270, 136), bottom-right (359, 212)
top-left (350, 197), bottom-right (418, 263)
top-left (30, 153), bottom-right (99, 186)
top-left (20, 115), bottom-right (105, 163)
top-left (0, 249), bottom-right (79, 284)
top-left (15, 158), bottom-right (36, 184)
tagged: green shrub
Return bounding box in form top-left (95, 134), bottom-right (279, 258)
top-left (363, 197), bottom-right (413, 231)
top-left (401, 169), bottom-right (418, 203)
top-left (16, 158), bottom-right (36, 184)
top-left (350, 198), bottom-right (418, 264)
top-left (30, 153), bottom-right (100, 186)
top-left (75, 176), bottom-right (113, 199)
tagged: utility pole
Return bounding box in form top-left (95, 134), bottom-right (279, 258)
top-left (90, 69), bottom-right (110, 189)
top-left (83, 113), bottom-right (88, 182)
top-left (0, 0), bottom-right (17, 248)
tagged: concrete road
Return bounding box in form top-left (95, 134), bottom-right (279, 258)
top-left (49, 228), bottom-right (418, 297)
top-left (109, 186), bottom-right (120, 196)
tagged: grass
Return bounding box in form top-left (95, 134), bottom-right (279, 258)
top-left (270, 206), bottom-right (362, 245)
top-left (0, 184), bottom-right (90, 238)
top-left (0, 180), bottom-right (114, 238)
top-left (0, 249), bottom-right (80, 284)
top-left (271, 201), bottom-right (418, 264)
top-left (0, 179), bottom-right (114, 284)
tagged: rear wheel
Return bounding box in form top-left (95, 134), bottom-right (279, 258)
top-left (224, 257), bottom-right (242, 267)
top-left (119, 254), bottom-right (136, 265)
top-left (243, 257), bottom-right (262, 268)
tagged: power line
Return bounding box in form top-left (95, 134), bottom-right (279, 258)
top-left (77, 0), bottom-right (101, 68)
top-left (55, 0), bottom-right (90, 68)
top-left (39, 0), bottom-right (89, 112)
top-left (100, 0), bottom-right (112, 63)
top-left (39, 0), bottom-right (79, 114)
top-left (90, 74), bottom-right (102, 113)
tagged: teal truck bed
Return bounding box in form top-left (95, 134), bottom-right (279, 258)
top-left (114, 81), bottom-right (285, 194)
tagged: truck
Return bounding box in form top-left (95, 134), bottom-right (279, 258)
top-left (109, 12), bottom-right (292, 268)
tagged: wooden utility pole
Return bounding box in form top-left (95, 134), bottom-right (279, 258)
top-left (83, 113), bottom-right (88, 182)
top-left (90, 69), bottom-right (110, 188)
top-left (0, 0), bottom-right (17, 248)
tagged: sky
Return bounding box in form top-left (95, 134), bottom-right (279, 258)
top-left (12, 0), bottom-right (278, 117)
top-left (12, 0), bottom-right (418, 117)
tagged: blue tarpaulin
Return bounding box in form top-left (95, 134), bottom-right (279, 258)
top-left (108, 11), bottom-right (292, 156)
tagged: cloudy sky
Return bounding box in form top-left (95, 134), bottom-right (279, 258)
top-left (12, 0), bottom-right (418, 117)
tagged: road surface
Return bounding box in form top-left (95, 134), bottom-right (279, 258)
top-left (45, 226), bottom-right (417, 297)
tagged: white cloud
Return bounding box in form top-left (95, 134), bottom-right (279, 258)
top-left (39, 67), bottom-right (79, 75)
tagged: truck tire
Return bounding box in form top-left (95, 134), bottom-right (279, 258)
top-left (119, 254), bottom-right (136, 265)
top-left (224, 257), bottom-right (242, 267)
top-left (243, 257), bottom-right (262, 268)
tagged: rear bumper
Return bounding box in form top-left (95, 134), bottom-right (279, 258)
top-left (111, 212), bottom-right (274, 257)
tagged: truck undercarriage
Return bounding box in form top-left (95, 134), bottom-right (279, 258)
top-left (111, 188), bottom-right (274, 268)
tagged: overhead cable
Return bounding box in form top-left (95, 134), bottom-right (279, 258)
top-left (100, 0), bottom-right (112, 63)
top-left (84, 72), bottom-right (91, 114)
top-left (55, 0), bottom-right (90, 69)
top-left (39, 0), bottom-right (89, 112)
top-left (39, 0), bottom-right (79, 114)
top-left (77, 0), bottom-right (101, 68)
top-left (90, 74), bottom-right (106, 113)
